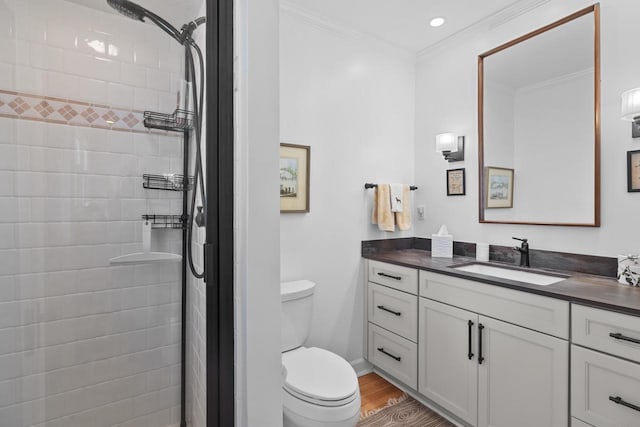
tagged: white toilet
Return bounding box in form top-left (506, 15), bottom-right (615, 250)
top-left (281, 280), bottom-right (361, 427)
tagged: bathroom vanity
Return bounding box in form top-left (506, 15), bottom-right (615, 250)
top-left (363, 248), bottom-right (640, 427)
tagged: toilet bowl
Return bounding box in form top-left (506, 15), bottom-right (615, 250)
top-left (281, 280), bottom-right (361, 427)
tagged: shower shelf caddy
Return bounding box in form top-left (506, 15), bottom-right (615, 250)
top-left (143, 174), bottom-right (194, 192)
top-left (142, 214), bottom-right (188, 230)
top-left (143, 108), bottom-right (194, 132)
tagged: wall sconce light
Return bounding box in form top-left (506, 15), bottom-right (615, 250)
top-left (621, 87), bottom-right (640, 138)
top-left (435, 133), bottom-right (465, 162)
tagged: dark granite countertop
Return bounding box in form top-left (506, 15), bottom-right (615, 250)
top-left (363, 249), bottom-right (640, 317)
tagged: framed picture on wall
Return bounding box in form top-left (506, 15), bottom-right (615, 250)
top-left (446, 168), bottom-right (465, 196)
top-left (485, 166), bottom-right (514, 208)
top-left (628, 150), bottom-right (640, 192)
top-left (280, 143), bottom-right (310, 213)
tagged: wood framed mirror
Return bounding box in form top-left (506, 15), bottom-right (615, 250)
top-left (478, 4), bottom-right (600, 227)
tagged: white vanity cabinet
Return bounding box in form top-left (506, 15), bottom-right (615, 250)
top-left (571, 305), bottom-right (640, 427)
top-left (366, 260), bottom-right (418, 389)
top-left (418, 271), bottom-right (569, 427)
top-left (364, 259), bottom-right (640, 427)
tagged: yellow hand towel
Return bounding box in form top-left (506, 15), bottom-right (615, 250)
top-left (395, 185), bottom-right (412, 231)
top-left (372, 184), bottom-right (395, 232)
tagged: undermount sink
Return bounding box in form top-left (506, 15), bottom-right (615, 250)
top-left (452, 263), bottom-right (568, 286)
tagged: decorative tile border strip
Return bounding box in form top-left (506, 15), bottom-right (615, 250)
top-left (0, 89), bottom-right (162, 134)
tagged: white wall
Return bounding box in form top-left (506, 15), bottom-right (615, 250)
top-left (279, 7), bottom-right (416, 363)
top-left (235, 0), bottom-right (283, 426)
top-left (415, 0), bottom-right (640, 256)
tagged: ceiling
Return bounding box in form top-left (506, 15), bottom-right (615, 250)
top-left (284, 0), bottom-right (541, 52)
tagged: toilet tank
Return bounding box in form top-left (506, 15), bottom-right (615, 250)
top-left (281, 280), bottom-right (316, 352)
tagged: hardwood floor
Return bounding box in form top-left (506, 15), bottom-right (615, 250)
top-left (358, 372), bottom-right (406, 415)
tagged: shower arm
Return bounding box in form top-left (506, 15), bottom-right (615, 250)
top-left (142, 8), bottom-right (206, 45)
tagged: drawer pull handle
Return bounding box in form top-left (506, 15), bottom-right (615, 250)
top-left (609, 396), bottom-right (640, 413)
top-left (377, 347), bottom-right (401, 362)
top-left (377, 305), bottom-right (401, 316)
top-left (377, 272), bottom-right (402, 281)
top-left (468, 320), bottom-right (475, 360)
top-left (609, 332), bottom-right (640, 345)
top-left (478, 323), bottom-right (485, 365)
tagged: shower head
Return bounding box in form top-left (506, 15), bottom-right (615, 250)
top-left (106, 0), bottom-right (185, 44)
top-left (106, 0), bottom-right (145, 21)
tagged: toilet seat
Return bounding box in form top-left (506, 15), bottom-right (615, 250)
top-left (282, 347), bottom-right (358, 407)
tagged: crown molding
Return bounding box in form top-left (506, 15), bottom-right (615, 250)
top-left (417, 0), bottom-right (551, 61)
top-left (279, 0), bottom-right (414, 61)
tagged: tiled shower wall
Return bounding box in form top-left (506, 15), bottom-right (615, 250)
top-left (0, 1), bottom-right (194, 426)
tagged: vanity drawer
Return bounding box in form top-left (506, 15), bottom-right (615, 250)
top-left (419, 271), bottom-right (569, 339)
top-left (368, 260), bottom-right (418, 295)
top-left (571, 345), bottom-right (640, 427)
top-left (368, 323), bottom-right (417, 389)
top-left (572, 304), bottom-right (640, 362)
top-left (368, 282), bottom-right (418, 342)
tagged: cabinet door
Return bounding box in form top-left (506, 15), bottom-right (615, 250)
top-left (418, 298), bottom-right (478, 425)
top-left (478, 316), bottom-right (568, 427)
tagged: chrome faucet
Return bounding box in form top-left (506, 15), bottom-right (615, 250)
top-left (513, 237), bottom-right (530, 267)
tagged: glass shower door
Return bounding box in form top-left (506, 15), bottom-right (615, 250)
top-left (0, 0), bottom-right (205, 425)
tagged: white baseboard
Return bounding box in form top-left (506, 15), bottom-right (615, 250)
top-left (350, 358), bottom-right (374, 376)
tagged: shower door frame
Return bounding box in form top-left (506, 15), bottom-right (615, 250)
top-left (205, 0), bottom-right (235, 426)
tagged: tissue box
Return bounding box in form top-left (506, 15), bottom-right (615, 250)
top-left (618, 255), bottom-right (640, 287)
top-left (432, 234), bottom-right (453, 258)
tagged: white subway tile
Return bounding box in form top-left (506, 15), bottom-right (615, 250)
top-left (0, 62), bottom-right (15, 90)
top-left (0, 144), bottom-right (17, 170)
top-left (0, 118), bottom-right (15, 144)
top-left (15, 15), bottom-right (46, 43)
top-left (80, 77), bottom-right (109, 105)
top-left (93, 57), bottom-right (121, 83)
top-left (46, 71), bottom-right (79, 100)
top-left (14, 65), bottom-right (46, 94)
top-left (45, 23), bottom-right (77, 50)
top-left (121, 62), bottom-right (146, 87)
top-left (158, 91), bottom-right (178, 113)
top-left (133, 44), bottom-right (159, 69)
top-left (146, 68), bottom-right (171, 91)
top-left (0, 172), bottom-right (13, 197)
top-left (108, 38), bottom-right (135, 63)
top-left (107, 83), bottom-right (134, 110)
top-left (0, 224), bottom-right (15, 249)
top-left (158, 49), bottom-right (182, 74)
top-left (0, 37), bottom-right (16, 65)
top-left (158, 136), bottom-right (183, 158)
top-left (133, 87), bottom-right (158, 111)
top-left (29, 43), bottom-right (64, 72)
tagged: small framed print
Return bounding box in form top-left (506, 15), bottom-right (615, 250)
top-left (280, 143), bottom-right (310, 213)
top-left (485, 166), bottom-right (514, 208)
top-left (628, 150), bottom-right (640, 192)
top-left (446, 168), bottom-right (465, 196)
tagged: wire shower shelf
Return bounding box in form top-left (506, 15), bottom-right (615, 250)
top-left (143, 109), bottom-right (194, 132)
top-left (142, 174), bottom-right (194, 192)
top-left (142, 214), bottom-right (188, 229)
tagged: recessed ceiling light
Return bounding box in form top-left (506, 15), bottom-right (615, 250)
top-left (430, 17), bottom-right (445, 27)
